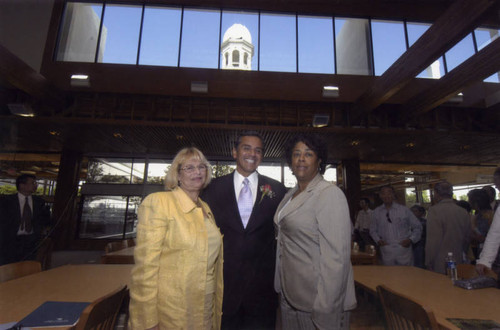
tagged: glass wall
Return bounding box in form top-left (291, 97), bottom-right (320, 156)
top-left (55, 1), bottom-right (498, 83)
top-left (79, 156), bottom-right (319, 239)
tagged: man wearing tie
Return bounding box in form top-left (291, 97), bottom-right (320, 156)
top-left (202, 131), bottom-right (286, 330)
top-left (0, 174), bottom-right (51, 265)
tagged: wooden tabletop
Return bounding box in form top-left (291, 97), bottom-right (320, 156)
top-left (0, 264), bottom-right (133, 327)
top-left (101, 246), bottom-right (135, 264)
top-left (351, 250), bottom-right (377, 265)
top-left (353, 265), bottom-right (500, 330)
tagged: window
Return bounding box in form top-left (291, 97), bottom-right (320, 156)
top-left (86, 158), bottom-right (145, 184)
top-left (232, 50), bottom-right (240, 66)
top-left (298, 15), bottom-right (334, 74)
top-left (98, 4), bottom-right (142, 64)
top-left (79, 195), bottom-right (140, 239)
top-left (139, 6), bottom-right (181, 67)
top-left (335, 17), bottom-right (373, 75)
top-left (445, 33), bottom-right (475, 72)
top-left (260, 13), bottom-right (297, 72)
top-left (407, 22), bottom-right (445, 79)
top-left (147, 159), bottom-right (170, 184)
top-left (371, 20), bottom-right (406, 76)
top-left (220, 10), bottom-right (259, 70)
top-left (56, 2), bottom-right (103, 62)
top-left (475, 27), bottom-right (500, 83)
top-left (179, 8), bottom-right (220, 69)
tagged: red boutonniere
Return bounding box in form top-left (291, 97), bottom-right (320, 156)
top-left (259, 184), bottom-right (275, 203)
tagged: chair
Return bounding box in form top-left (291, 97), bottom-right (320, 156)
top-left (36, 237), bottom-right (54, 270)
top-left (74, 285), bottom-right (128, 330)
top-left (104, 240), bottom-right (129, 254)
top-left (457, 263), bottom-right (498, 280)
top-left (0, 260), bottom-right (42, 283)
top-left (376, 285), bottom-right (440, 330)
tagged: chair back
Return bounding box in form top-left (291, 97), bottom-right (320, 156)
top-left (36, 237), bottom-right (54, 270)
top-left (0, 260), bottom-right (42, 283)
top-left (74, 285), bottom-right (128, 330)
top-left (457, 263), bottom-right (498, 280)
top-left (377, 285), bottom-right (440, 330)
top-left (104, 241), bottom-right (129, 254)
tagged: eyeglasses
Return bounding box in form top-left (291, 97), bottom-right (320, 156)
top-left (386, 212), bottom-right (392, 223)
top-left (180, 164), bottom-right (208, 174)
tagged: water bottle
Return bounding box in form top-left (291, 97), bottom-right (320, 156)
top-left (445, 252), bottom-right (458, 281)
top-left (353, 242), bottom-right (359, 253)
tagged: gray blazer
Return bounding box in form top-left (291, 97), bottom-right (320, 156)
top-left (274, 174), bottom-right (356, 329)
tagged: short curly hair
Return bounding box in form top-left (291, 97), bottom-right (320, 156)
top-left (284, 133), bottom-right (327, 174)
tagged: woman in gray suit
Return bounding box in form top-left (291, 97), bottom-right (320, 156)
top-left (274, 134), bottom-right (356, 330)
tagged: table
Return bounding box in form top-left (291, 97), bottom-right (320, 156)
top-left (101, 246), bottom-right (135, 264)
top-left (0, 264), bottom-right (133, 328)
top-left (353, 265), bottom-right (500, 330)
top-left (351, 250), bottom-right (377, 265)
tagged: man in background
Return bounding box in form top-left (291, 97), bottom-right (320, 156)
top-left (202, 131), bottom-right (286, 330)
top-left (370, 185), bottom-right (422, 266)
top-left (353, 197), bottom-right (374, 251)
top-left (0, 174), bottom-right (51, 265)
top-left (425, 181), bottom-right (471, 274)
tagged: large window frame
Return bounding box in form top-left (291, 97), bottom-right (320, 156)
top-left (55, 1), bottom-right (499, 82)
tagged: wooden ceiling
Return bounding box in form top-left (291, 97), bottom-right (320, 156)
top-left (1, 0), bottom-right (500, 189)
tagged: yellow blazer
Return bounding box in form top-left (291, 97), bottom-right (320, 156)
top-left (129, 187), bottom-right (223, 330)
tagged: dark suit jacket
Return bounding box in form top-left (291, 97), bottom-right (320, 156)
top-left (0, 194), bottom-right (51, 265)
top-left (201, 172), bottom-right (286, 317)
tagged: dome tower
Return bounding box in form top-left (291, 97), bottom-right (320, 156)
top-left (221, 24), bottom-right (254, 70)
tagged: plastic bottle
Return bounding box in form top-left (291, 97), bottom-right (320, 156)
top-left (352, 242), bottom-right (359, 253)
top-left (445, 252), bottom-right (458, 281)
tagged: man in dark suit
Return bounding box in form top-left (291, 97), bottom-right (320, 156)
top-left (202, 131), bottom-right (286, 330)
top-left (0, 174), bottom-right (51, 265)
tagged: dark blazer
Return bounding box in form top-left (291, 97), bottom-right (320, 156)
top-left (0, 194), bottom-right (51, 265)
top-left (201, 172), bottom-right (286, 318)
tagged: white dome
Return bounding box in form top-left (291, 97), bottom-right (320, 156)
top-left (223, 24), bottom-right (252, 44)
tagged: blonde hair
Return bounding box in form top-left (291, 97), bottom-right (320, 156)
top-left (165, 147), bottom-right (212, 190)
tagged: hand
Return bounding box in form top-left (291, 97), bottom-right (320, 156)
top-left (378, 240), bottom-right (387, 247)
top-left (399, 238), bottom-right (411, 248)
top-left (476, 263), bottom-right (489, 275)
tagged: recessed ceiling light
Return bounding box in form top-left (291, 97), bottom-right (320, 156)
top-left (71, 74), bottom-right (90, 87)
top-left (113, 132), bottom-right (123, 138)
top-left (406, 142), bottom-right (415, 148)
top-left (191, 81), bottom-right (208, 93)
top-left (322, 85), bottom-right (339, 98)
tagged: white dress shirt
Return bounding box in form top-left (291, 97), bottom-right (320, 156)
top-left (477, 208), bottom-right (500, 268)
top-left (17, 192), bottom-right (33, 235)
top-left (233, 170), bottom-right (258, 206)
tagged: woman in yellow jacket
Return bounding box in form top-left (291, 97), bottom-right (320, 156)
top-left (129, 147), bottom-right (223, 330)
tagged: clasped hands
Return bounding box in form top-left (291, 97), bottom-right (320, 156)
top-left (377, 238), bottom-right (411, 248)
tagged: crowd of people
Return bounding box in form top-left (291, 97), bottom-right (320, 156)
top-left (353, 168), bottom-right (500, 278)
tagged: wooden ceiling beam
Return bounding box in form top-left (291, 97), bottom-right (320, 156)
top-left (0, 44), bottom-right (66, 112)
top-left (350, 0), bottom-right (498, 121)
top-left (404, 37), bottom-right (500, 117)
